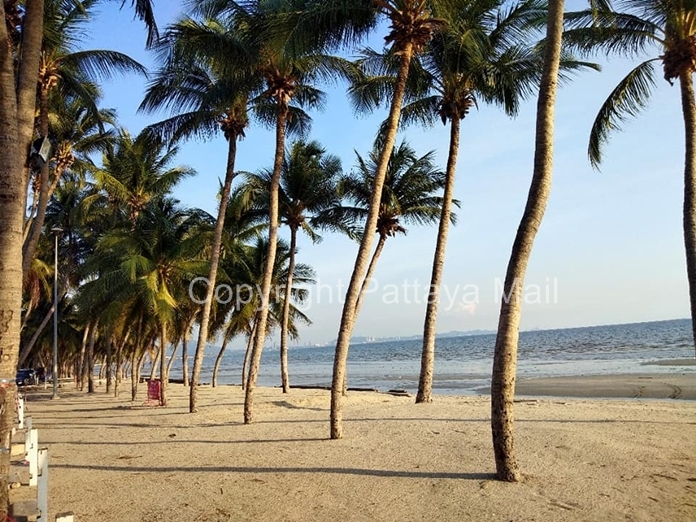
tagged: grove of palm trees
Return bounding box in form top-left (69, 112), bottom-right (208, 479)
top-left (1, 0), bottom-right (695, 520)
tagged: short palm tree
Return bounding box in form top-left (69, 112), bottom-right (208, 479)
top-left (564, 0), bottom-right (696, 354)
top-left (244, 139), bottom-right (343, 393)
top-left (340, 140), bottom-right (454, 316)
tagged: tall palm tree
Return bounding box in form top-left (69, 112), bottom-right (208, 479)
top-left (22, 0), bottom-right (146, 279)
top-left (0, 1), bottom-right (156, 509)
top-left (563, 0), bottom-right (696, 355)
top-left (340, 140), bottom-right (453, 316)
top-left (244, 139), bottom-right (343, 393)
top-left (490, 0), bottom-right (567, 482)
top-left (408, 0), bottom-right (593, 403)
top-left (140, 11), bottom-right (261, 413)
top-left (327, 0), bottom-right (446, 441)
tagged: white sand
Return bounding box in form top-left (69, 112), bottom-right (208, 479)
top-left (22, 384), bottom-right (696, 521)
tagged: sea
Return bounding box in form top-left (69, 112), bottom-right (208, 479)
top-left (166, 318), bottom-right (695, 396)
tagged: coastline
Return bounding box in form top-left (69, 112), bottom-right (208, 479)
top-left (25, 381), bottom-right (696, 521)
top-left (511, 372), bottom-right (696, 400)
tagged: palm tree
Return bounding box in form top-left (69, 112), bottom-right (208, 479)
top-left (563, 0), bottom-right (696, 355)
top-left (244, 139), bottom-right (343, 393)
top-left (327, 0), bottom-right (445, 440)
top-left (339, 140), bottom-right (453, 317)
top-left (86, 198), bottom-right (207, 405)
top-left (22, 0), bottom-right (146, 280)
top-left (88, 129), bottom-right (195, 227)
top-left (0, 1), bottom-right (156, 509)
top-left (212, 236), bottom-right (315, 388)
top-left (490, 0), bottom-right (567, 482)
top-left (407, 0), bottom-right (580, 403)
top-left (140, 10), bottom-right (262, 412)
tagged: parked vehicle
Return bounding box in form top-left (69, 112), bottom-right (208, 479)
top-left (16, 368), bottom-right (37, 386)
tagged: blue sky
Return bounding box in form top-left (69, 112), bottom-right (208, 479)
top-left (85, 1), bottom-right (686, 346)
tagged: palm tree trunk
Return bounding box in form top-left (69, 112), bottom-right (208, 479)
top-left (679, 70), bottom-right (696, 356)
top-left (242, 322), bottom-right (257, 390)
top-left (279, 227), bottom-right (298, 393)
top-left (244, 105), bottom-right (288, 424)
top-left (22, 86), bottom-right (51, 279)
top-left (212, 337), bottom-right (229, 388)
top-left (77, 322), bottom-right (90, 390)
top-left (149, 347), bottom-right (160, 381)
top-left (131, 349), bottom-right (147, 402)
top-left (354, 234), bottom-right (387, 317)
top-left (114, 327), bottom-right (131, 398)
top-left (182, 316), bottom-right (194, 386)
top-left (0, 0), bottom-right (43, 501)
top-left (190, 133), bottom-right (240, 412)
top-left (105, 328), bottom-right (113, 394)
top-left (18, 303), bottom-right (55, 365)
top-left (417, 117), bottom-right (461, 403)
top-left (166, 338), bottom-right (179, 377)
top-left (86, 322), bottom-right (97, 394)
top-left (330, 42), bottom-right (415, 440)
top-left (491, 0), bottom-right (565, 482)
top-left (159, 324), bottom-right (167, 406)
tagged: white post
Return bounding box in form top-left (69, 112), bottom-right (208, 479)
top-left (37, 447), bottom-right (48, 522)
top-left (26, 416), bottom-right (33, 432)
top-left (17, 395), bottom-right (24, 430)
top-left (55, 514), bottom-right (75, 522)
top-left (26, 428), bottom-right (38, 486)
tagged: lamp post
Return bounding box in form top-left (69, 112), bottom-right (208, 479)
top-left (51, 226), bottom-right (63, 399)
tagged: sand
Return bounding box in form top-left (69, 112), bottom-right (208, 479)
top-left (21, 382), bottom-right (696, 522)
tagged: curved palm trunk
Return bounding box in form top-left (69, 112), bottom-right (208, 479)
top-left (86, 323), bottom-right (97, 393)
top-left (166, 338), bottom-right (179, 377)
top-left (330, 43), bottom-right (415, 439)
top-left (131, 349), bottom-right (147, 401)
top-left (417, 118), bottom-right (461, 403)
top-left (77, 322), bottom-right (90, 390)
top-left (105, 332), bottom-right (113, 394)
top-left (18, 303), bottom-right (55, 365)
top-left (244, 106), bottom-right (288, 424)
top-left (354, 234), bottom-right (387, 317)
top-left (279, 227), bottom-right (298, 393)
top-left (182, 316), bottom-right (194, 386)
top-left (149, 347), bottom-right (160, 381)
top-left (190, 135), bottom-right (239, 412)
top-left (679, 71), bottom-right (696, 356)
top-left (212, 337), bottom-right (229, 388)
top-left (114, 327), bottom-right (132, 398)
top-left (491, 0), bottom-right (565, 482)
top-left (159, 324), bottom-right (167, 406)
top-left (242, 322), bottom-right (257, 390)
top-left (22, 85), bottom-right (51, 279)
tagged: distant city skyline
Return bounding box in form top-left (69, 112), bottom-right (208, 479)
top-left (88, 1), bottom-right (689, 348)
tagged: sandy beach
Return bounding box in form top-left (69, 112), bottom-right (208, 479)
top-left (17, 375), bottom-right (696, 522)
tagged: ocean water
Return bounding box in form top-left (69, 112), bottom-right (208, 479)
top-left (167, 318), bottom-right (695, 395)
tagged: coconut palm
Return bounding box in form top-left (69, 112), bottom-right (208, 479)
top-left (88, 129), bottom-right (195, 227)
top-left (326, 0), bottom-right (445, 440)
top-left (243, 139), bottom-right (343, 393)
top-left (0, 1), bottom-right (156, 508)
top-left (489, 0), bottom-right (569, 482)
top-left (212, 237), bottom-right (315, 388)
top-left (84, 198), bottom-right (207, 405)
top-left (339, 140), bottom-right (454, 317)
top-left (563, 0), bottom-right (696, 354)
top-left (140, 11), bottom-right (261, 412)
top-left (22, 0), bottom-right (146, 279)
